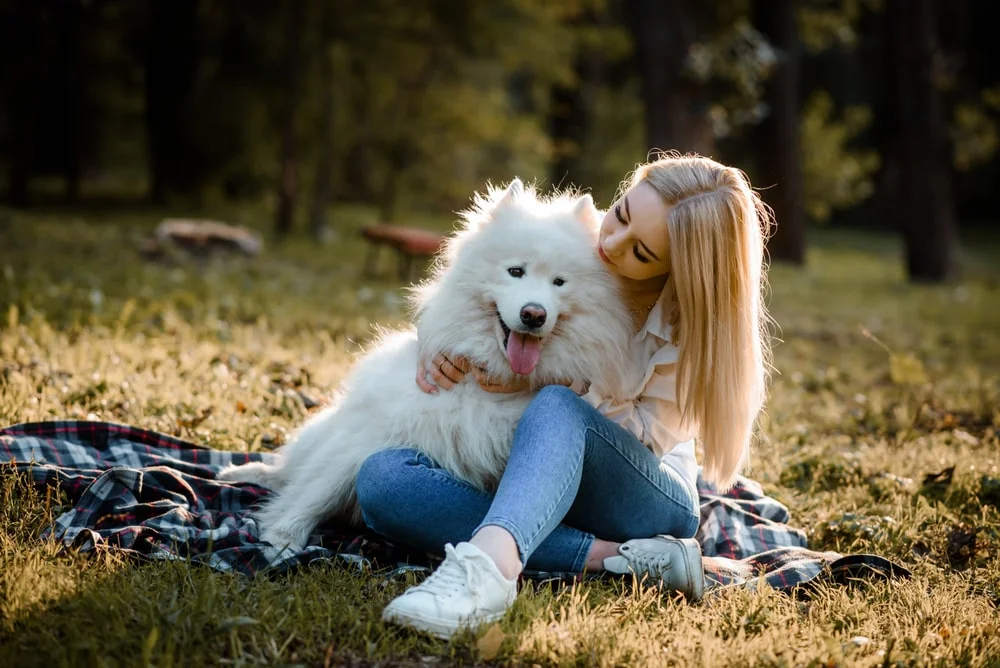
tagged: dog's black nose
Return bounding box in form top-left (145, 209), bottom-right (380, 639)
top-left (520, 303), bottom-right (547, 329)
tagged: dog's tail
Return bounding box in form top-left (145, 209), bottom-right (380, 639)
top-left (216, 461), bottom-right (286, 490)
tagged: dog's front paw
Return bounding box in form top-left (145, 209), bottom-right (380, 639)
top-left (258, 527), bottom-right (305, 558)
top-left (259, 542), bottom-right (300, 566)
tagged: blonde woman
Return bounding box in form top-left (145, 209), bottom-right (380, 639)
top-left (355, 153), bottom-right (773, 639)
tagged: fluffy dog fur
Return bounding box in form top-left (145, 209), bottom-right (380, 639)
top-left (217, 179), bottom-right (633, 558)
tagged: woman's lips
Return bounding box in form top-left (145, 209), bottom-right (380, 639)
top-left (598, 246), bottom-right (611, 264)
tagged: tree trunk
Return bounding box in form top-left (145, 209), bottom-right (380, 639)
top-left (143, 0), bottom-right (199, 203)
top-left (275, 0), bottom-right (306, 239)
top-left (343, 57), bottom-right (374, 199)
top-left (309, 3), bottom-right (336, 241)
top-left (624, 0), bottom-right (713, 156)
top-left (57, 0), bottom-right (84, 202)
top-left (752, 0), bottom-right (805, 265)
top-left (549, 57), bottom-right (592, 188)
top-left (885, 0), bottom-right (958, 282)
top-left (4, 0), bottom-right (39, 207)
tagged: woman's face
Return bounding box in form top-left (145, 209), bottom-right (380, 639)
top-left (597, 181), bottom-right (671, 282)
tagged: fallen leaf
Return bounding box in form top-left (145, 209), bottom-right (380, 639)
top-left (946, 523), bottom-right (977, 570)
top-left (921, 466), bottom-right (955, 495)
top-left (938, 413), bottom-right (958, 429)
top-left (236, 400), bottom-right (247, 413)
top-left (979, 475), bottom-right (1000, 507)
top-left (177, 407), bottom-right (214, 429)
top-left (477, 623), bottom-right (506, 660)
top-left (950, 429), bottom-right (979, 446)
top-left (911, 540), bottom-right (931, 558)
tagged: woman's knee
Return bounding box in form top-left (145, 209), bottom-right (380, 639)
top-left (354, 448), bottom-right (415, 522)
top-left (526, 384), bottom-right (587, 421)
top-left (512, 384), bottom-right (590, 460)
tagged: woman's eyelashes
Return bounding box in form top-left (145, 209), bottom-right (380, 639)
top-left (612, 204), bottom-right (649, 263)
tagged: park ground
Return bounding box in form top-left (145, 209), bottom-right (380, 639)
top-left (0, 204), bottom-right (998, 666)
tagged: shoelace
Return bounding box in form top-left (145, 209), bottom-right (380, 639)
top-left (411, 544), bottom-right (476, 598)
top-left (621, 545), bottom-right (673, 576)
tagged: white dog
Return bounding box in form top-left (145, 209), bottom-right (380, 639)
top-left (218, 179), bottom-right (633, 557)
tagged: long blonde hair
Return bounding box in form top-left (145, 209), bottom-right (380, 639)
top-left (632, 152), bottom-right (773, 490)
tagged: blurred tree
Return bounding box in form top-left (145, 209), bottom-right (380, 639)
top-left (137, 2), bottom-right (286, 203)
top-left (1, 0), bottom-right (102, 205)
top-left (793, 0), bottom-right (881, 226)
top-left (275, 0), bottom-right (306, 238)
top-left (884, 0), bottom-right (958, 281)
top-left (1, 0), bottom-right (44, 206)
top-left (938, 1), bottom-right (1000, 222)
top-left (548, 3), bottom-right (634, 191)
top-left (549, 63), bottom-right (590, 189)
top-left (143, 0), bottom-right (200, 203)
top-left (752, 0), bottom-right (805, 264)
top-left (308, 0), bottom-right (337, 242)
top-left (2, 0), bottom-right (996, 239)
top-left (323, 0), bottom-right (593, 217)
top-left (50, 0), bottom-right (84, 201)
top-left (624, 0), bottom-right (714, 155)
top-left (798, 91), bottom-right (879, 223)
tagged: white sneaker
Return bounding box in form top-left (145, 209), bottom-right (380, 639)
top-left (603, 535), bottom-right (704, 600)
top-left (382, 542), bottom-right (518, 639)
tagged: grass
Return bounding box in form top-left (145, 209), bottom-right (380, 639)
top-left (1, 203), bottom-right (999, 666)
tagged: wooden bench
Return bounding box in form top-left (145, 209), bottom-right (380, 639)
top-left (360, 224), bottom-right (446, 280)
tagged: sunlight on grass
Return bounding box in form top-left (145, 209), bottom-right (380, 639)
top-left (1, 206), bottom-right (998, 665)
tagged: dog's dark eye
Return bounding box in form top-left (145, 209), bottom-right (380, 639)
top-left (553, 277), bottom-right (566, 287)
top-left (507, 267), bottom-right (524, 278)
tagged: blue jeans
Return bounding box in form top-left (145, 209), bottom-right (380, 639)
top-left (355, 385), bottom-right (700, 573)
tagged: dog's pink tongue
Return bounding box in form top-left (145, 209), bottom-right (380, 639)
top-left (506, 332), bottom-right (542, 375)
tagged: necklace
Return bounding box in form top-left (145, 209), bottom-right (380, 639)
top-left (630, 302), bottom-right (655, 318)
top-left (629, 301), bottom-right (655, 330)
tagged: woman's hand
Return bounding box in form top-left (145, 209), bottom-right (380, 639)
top-left (416, 354), bottom-right (589, 396)
top-left (416, 353), bottom-right (471, 394)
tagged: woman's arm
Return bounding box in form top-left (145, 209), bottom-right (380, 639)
top-left (417, 353), bottom-right (588, 396)
top-left (470, 370), bottom-right (589, 395)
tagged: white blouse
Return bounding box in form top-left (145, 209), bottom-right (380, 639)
top-left (580, 291), bottom-right (699, 495)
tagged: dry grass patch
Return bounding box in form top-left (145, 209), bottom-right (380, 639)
top-left (1, 210), bottom-right (998, 666)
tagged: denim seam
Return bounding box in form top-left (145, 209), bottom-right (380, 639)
top-left (572, 532), bottom-right (595, 573)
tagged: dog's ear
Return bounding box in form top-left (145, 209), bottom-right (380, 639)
top-left (572, 193), bottom-right (598, 226)
top-left (493, 178), bottom-right (524, 211)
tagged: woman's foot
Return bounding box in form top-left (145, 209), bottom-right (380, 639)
top-left (602, 535), bottom-right (704, 600)
top-left (382, 542), bottom-right (518, 639)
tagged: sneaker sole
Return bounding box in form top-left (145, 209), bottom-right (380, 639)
top-left (382, 606), bottom-right (508, 640)
top-left (659, 536), bottom-right (704, 601)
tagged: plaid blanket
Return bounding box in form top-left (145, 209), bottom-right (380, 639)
top-left (0, 420), bottom-right (909, 593)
